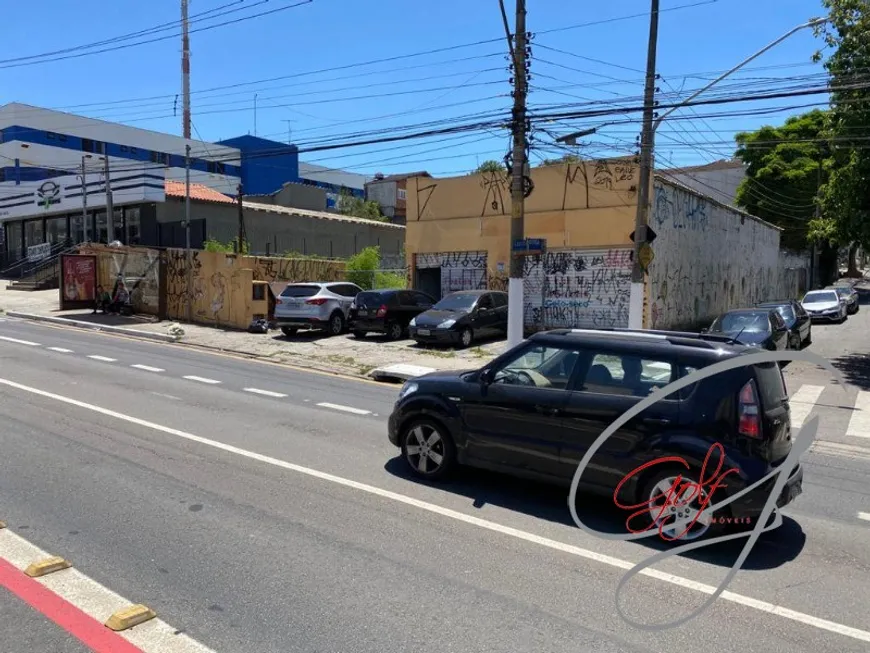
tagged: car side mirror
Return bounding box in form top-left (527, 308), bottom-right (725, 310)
top-left (700, 327), bottom-right (708, 333)
top-left (479, 368), bottom-right (494, 385)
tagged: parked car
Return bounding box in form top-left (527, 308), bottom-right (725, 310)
top-left (705, 308), bottom-right (790, 351)
top-left (409, 290), bottom-right (508, 348)
top-left (349, 289), bottom-right (436, 340)
top-left (756, 299), bottom-right (812, 349)
top-left (827, 283), bottom-right (859, 314)
top-left (388, 328), bottom-right (802, 543)
top-left (273, 282), bottom-right (363, 337)
top-left (801, 289), bottom-right (847, 323)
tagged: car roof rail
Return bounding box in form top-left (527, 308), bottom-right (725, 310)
top-left (548, 327), bottom-right (739, 347)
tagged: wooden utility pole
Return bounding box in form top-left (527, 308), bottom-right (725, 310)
top-left (506, 0), bottom-right (529, 348)
top-left (628, 0), bottom-right (660, 329)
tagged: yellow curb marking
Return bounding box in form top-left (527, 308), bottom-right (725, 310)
top-left (24, 556), bottom-right (72, 578)
top-left (105, 604), bottom-right (157, 631)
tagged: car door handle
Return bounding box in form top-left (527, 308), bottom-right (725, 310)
top-left (642, 417), bottom-right (671, 426)
top-left (535, 405), bottom-right (560, 417)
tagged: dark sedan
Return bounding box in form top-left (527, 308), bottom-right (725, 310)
top-left (409, 290), bottom-right (508, 348)
top-left (757, 299), bottom-right (811, 349)
top-left (706, 308), bottom-right (790, 351)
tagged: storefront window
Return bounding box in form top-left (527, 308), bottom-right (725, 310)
top-left (113, 208), bottom-right (123, 244)
top-left (46, 216), bottom-right (68, 245)
top-left (24, 219), bottom-right (44, 250)
top-left (125, 207), bottom-right (141, 245)
top-left (95, 211), bottom-right (108, 244)
top-left (70, 214), bottom-right (85, 244)
top-left (6, 221), bottom-right (23, 260)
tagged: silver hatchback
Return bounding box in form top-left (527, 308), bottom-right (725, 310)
top-left (274, 282), bottom-right (362, 337)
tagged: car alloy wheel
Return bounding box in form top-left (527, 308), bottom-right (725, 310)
top-left (401, 420), bottom-right (455, 480)
top-left (459, 328), bottom-right (473, 348)
top-left (387, 322), bottom-right (403, 340)
top-left (643, 471), bottom-right (718, 542)
top-left (329, 312), bottom-right (345, 336)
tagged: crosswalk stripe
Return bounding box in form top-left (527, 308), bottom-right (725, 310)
top-left (846, 390), bottom-right (870, 439)
top-left (789, 385), bottom-right (825, 430)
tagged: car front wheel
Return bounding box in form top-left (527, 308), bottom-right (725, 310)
top-left (458, 328), bottom-right (473, 348)
top-left (400, 419), bottom-right (456, 480)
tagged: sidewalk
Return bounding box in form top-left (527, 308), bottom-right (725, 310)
top-left (0, 287), bottom-right (503, 379)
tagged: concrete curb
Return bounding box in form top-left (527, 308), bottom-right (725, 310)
top-left (6, 312), bottom-right (181, 344)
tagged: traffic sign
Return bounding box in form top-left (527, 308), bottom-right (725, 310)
top-left (638, 242), bottom-right (655, 270)
top-left (512, 238), bottom-right (546, 255)
top-left (630, 226), bottom-right (657, 244)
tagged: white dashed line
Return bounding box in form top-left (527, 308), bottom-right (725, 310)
top-left (1, 377), bottom-right (869, 645)
top-left (788, 385), bottom-right (825, 429)
top-left (859, 512), bottom-right (870, 523)
top-left (846, 391), bottom-right (870, 438)
top-left (0, 335), bottom-right (40, 346)
top-left (47, 347), bottom-right (73, 353)
top-left (243, 388), bottom-right (287, 398)
top-left (132, 364), bottom-right (165, 373)
top-left (316, 402), bottom-right (371, 415)
top-left (87, 355), bottom-right (117, 362)
top-left (183, 375), bottom-right (221, 385)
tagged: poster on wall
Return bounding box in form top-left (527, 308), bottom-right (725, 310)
top-left (59, 255), bottom-right (97, 310)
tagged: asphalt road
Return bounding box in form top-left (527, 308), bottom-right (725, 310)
top-left (0, 316), bottom-right (869, 652)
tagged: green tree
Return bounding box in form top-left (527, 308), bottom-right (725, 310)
top-left (539, 154), bottom-right (581, 167)
top-left (345, 246), bottom-right (406, 291)
top-left (733, 110), bottom-right (830, 251)
top-left (336, 188), bottom-right (386, 221)
top-left (203, 237), bottom-right (248, 254)
top-left (472, 160), bottom-right (504, 174)
top-left (814, 0), bottom-right (870, 275)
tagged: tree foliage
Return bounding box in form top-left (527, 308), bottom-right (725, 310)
top-left (472, 160), bottom-right (504, 174)
top-left (814, 0), bottom-right (870, 254)
top-left (336, 188), bottom-right (386, 222)
top-left (733, 110), bottom-right (829, 251)
top-left (202, 237), bottom-right (249, 254)
top-left (345, 246), bottom-right (406, 291)
top-left (539, 154), bottom-right (581, 167)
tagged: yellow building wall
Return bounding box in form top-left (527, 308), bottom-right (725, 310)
top-left (405, 157), bottom-right (640, 287)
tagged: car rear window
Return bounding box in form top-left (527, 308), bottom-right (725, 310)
top-left (754, 362), bottom-right (787, 408)
top-left (356, 291), bottom-right (390, 307)
top-left (280, 284), bottom-right (320, 298)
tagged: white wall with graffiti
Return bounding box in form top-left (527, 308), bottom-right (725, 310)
top-left (648, 178), bottom-right (809, 330)
top-left (523, 248), bottom-right (632, 331)
top-left (415, 251), bottom-right (488, 299)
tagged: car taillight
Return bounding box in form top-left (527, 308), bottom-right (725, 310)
top-left (306, 298), bottom-right (328, 305)
top-left (738, 379), bottom-right (762, 439)
top-left (376, 304), bottom-right (387, 317)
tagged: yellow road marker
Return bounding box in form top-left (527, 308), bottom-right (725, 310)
top-left (105, 604), bottom-right (157, 631)
top-left (24, 556), bottom-right (72, 577)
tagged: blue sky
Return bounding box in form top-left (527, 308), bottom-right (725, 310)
top-left (0, 0), bottom-right (829, 177)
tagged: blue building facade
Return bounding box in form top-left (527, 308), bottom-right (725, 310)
top-left (215, 135), bottom-right (299, 196)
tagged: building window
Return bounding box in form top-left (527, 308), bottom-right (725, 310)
top-left (82, 139), bottom-right (104, 154)
top-left (95, 211), bottom-right (108, 244)
top-left (46, 132), bottom-right (56, 140)
top-left (112, 208), bottom-right (123, 244)
top-left (125, 207), bottom-right (141, 245)
top-left (150, 151), bottom-right (168, 165)
top-left (70, 214), bottom-right (85, 244)
top-left (397, 188), bottom-right (407, 200)
top-left (46, 216), bottom-right (67, 245)
top-left (129, 147), bottom-right (138, 155)
top-left (58, 133), bottom-right (67, 142)
top-left (207, 161), bottom-right (217, 174)
top-left (252, 284), bottom-right (266, 301)
top-left (24, 219), bottom-right (44, 250)
top-left (6, 221), bottom-right (23, 259)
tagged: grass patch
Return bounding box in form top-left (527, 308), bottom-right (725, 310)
top-left (326, 354), bottom-right (359, 366)
top-left (469, 346), bottom-right (489, 358)
top-left (422, 349), bottom-right (456, 359)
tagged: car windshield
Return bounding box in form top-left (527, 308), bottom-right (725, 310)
top-left (433, 293), bottom-right (479, 311)
top-left (760, 304), bottom-right (795, 324)
top-left (710, 311), bottom-right (771, 333)
top-left (804, 291), bottom-right (838, 303)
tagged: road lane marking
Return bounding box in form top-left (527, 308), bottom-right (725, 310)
top-left (788, 385), bottom-right (825, 430)
top-left (131, 364), bottom-right (164, 373)
top-left (243, 388), bottom-right (287, 398)
top-left (0, 335), bottom-right (40, 346)
top-left (0, 377), bottom-right (868, 644)
top-left (846, 391), bottom-right (870, 438)
top-left (316, 402), bottom-right (371, 415)
top-left (859, 512), bottom-right (870, 523)
top-left (0, 528), bottom-right (214, 652)
top-left (182, 375), bottom-right (221, 385)
top-left (87, 356), bottom-right (117, 363)
top-left (47, 347), bottom-right (74, 353)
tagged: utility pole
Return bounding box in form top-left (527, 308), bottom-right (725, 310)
top-left (506, 0), bottom-right (529, 348)
top-left (181, 0), bottom-right (191, 140)
top-left (282, 119), bottom-right (293, 145)
top-left (104, 155), bottom-right (115, 243)
top-left (185, 144), bottom-right (193, 322)
top-left (237, 183), bottom-right (247, 254)
top-left (80, 156), bottom-right (89, 242)
top-left (627, 0), bottom-right (659, 330)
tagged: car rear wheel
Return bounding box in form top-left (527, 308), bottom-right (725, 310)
top-left (639, 468), bottom-right (724, 543)
top-left (459, 328), bottom-right (473, 348)
top-left (400, 419), bottom-right (456, 480)
top-left (327, 312), bottom-right (345, 336)
top-left (386, 322), bottom-right (404, 340)
top-left (281, 327), bottom-right (297, 337)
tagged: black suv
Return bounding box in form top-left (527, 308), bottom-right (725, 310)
top-left (388, 328), bottom-right (803, 542)
top-left (350, 289), bottom-right (436, 340)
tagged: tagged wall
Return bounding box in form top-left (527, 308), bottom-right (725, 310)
top-left (523, 248), bottom-right (632, 330)
top-left (164, 249), bottom-right (346, 328)
top-left (415, 251), bottom-right (488, 299)
top-left (647, 178), bottom-right (799, 330)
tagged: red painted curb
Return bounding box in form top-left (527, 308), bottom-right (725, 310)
top-left (0, 556), bottom-right (144, 653)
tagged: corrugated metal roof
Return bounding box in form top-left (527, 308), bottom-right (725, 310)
top-left (241, 200), bottom-right (405, 230)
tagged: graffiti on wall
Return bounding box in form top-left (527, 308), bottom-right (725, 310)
top-left (523, 248), bottom-right (632, 330)
top-left (648, 181), bottom-right (809, 330)
top-left (416, 251), bottom-right (488, 298)
top-left (165, 249), bottom-right (204, 319)
top-left (251, 255), bottom-right (344, 284)
top-left (109, 249), bottom-right (160, 314)
top-left (478, 171), bottom-right (510, 216)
